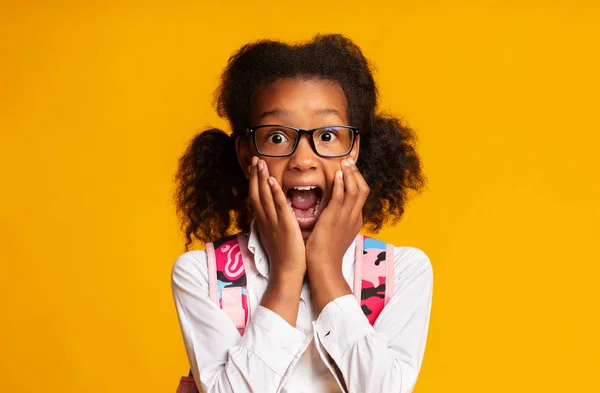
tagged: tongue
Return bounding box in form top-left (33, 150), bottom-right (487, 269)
top-left (288, 189), bottom-right (318, 210)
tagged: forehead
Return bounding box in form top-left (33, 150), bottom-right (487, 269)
top-left (249, 78), bottom-right (348, 126)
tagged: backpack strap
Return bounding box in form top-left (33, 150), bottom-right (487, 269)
top-left (186, 234), bottom-right (251, 384)
top-left (206, 233), bottom-right (251, 336)
top-left (353, 234), bottom-right (395, 325)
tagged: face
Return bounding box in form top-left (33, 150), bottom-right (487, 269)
top-left (236, 77), bottom-right (360, 240)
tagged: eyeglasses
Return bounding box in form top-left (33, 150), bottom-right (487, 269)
top-left (245, 125), bottom-right (359, 158)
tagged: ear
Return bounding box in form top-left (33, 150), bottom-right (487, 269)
top-left (349, 134), bottom-right (360, 163)
top-left (235, 136), bottom-right (252, 179)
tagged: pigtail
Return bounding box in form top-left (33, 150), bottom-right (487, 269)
top-left (174, 128), bottom-right (249, 251)
top-left (360, 114), bottom-right (427, 232)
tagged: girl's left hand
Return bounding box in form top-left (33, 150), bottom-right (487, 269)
top-left (305, 157), bottom-right (370, 273)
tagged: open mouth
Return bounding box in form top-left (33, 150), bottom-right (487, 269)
top-left (285, 186), bottom-right (323, 228)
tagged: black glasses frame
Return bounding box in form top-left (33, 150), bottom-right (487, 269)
top-left (245, 125), bottom-right (360, 158)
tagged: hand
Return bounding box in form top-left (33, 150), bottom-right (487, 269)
top-left (248, 156), bottom-right (306, 280)
top-left (305, 157), bottom-right (370, 273)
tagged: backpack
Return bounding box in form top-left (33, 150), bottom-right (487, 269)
top-left (175, 232), bottom-right (395, 393)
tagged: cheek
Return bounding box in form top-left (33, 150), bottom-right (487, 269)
top-left (264, 160), bottom-right (286, 182)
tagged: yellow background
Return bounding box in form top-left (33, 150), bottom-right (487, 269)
top-left (1, 1), bottom-right (599, 392)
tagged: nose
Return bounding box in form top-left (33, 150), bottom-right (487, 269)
top-left (288, 135), bottom-right (318, 172)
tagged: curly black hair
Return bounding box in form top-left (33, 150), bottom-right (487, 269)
top-left (175, 34), bottom-right (426, 250)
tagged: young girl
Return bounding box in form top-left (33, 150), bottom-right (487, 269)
top-left (171, 34), bottom-right (433, 393)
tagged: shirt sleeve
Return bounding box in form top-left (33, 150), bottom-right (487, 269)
top-left (171, 251), bottom-right (308, 393)
top-left (313, 246), bottom-right (433, 393)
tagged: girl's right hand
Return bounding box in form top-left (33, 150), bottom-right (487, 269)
top-left (249, 156), bottom-right (306, 280)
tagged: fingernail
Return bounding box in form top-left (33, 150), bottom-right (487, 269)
top-left (258, 161), bottom-right (264, 171)
top-left (251, 156), bottom-right (258, 166)
top-left (343, 159), bottom-right (351, 167)
top-left (268, 178), bottom-right (274, 186)
top-left (338, 170), bottom-right (343, 179)
top-left (348, 157), bottom-right (355, 165)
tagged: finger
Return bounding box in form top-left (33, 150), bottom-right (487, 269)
top-left (248, 156), bottom-right (266, 221)
top-left (268, 176), bottom-right (295, 224)
top-left (327, 169), bottom-right (345, 212)
top-left (257, 159), bottom-right (278, 224)
top-left (353, 161), bottom-right (370, 208)
top-left (341, 158), bottom-right (359, 216)
top-left (347, 159), bottom-right (370, 218)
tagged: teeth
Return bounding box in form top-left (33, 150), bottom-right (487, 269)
top-left (293, 186), bottom-right (317, 191)
top-left (286, 187), bottom-right (322, 219)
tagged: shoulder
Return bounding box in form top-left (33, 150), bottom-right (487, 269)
top-left (391, 246), bottom-right (433, 285)
top-left (171, 249), bottom-right (210, 291)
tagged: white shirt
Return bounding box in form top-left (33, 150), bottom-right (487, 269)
top-left (171, 221), bottom-right (433, 393)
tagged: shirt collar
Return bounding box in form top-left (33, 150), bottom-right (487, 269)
top-left (245, 218), bottom-right (358, 281)
top-left (246, 219), bottom-right (270, 279)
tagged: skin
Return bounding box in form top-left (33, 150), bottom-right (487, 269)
top-left (235, 78), bottom-right (371, 327)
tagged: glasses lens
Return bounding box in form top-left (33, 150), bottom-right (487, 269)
top-left (254, 126), bottom-right (298, 156)
top-left (313, 127), bottom-right (354, 157)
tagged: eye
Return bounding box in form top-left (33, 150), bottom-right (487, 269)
top-left (267, 132), bottom-right (289, 144)
top-left (317, 128), bottom-right (340, 142)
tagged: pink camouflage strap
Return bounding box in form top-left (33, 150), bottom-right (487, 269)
top-left (353, 234), bottom-right (395, 325)
top-left (206, 233), bottom-right (252, 335)
top-left (176, 234), bottom-right (252, 393)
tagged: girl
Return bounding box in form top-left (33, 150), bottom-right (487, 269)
top-left (171, 34), bottom-right (433, 393)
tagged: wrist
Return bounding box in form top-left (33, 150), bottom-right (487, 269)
top-left (261, 271), bottom-right (305, 327)
top-left (307, 259), bottom-right (343, 276)
top-left (269, 271), bottom-right (305, 290)
top-left (308, 269), bottom-right (352, 313)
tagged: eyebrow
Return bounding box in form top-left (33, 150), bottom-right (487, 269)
top-left (257, 107), bottom-right (343, 122)
top-left (313, 108), bottom-right (343, 119)
top-left (257, 108), bottom-right (291, 122)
